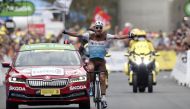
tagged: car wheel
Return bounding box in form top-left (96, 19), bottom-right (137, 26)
top-left (133, 74), bottom-right (138, 93)
top-left (6, 101), bottom-right (18, 109)
top-left (79, 99), bottom-right (90, 109)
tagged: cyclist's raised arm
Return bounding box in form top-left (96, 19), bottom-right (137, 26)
top-left (62, 30), bottom-right (81, 37)
top-left (106, 34), bottom-right (129, 40)
top-left (63, 30), bottom-right (93, 39)
top-left (114, 34), bottom-right (129, 39)
top-left (87, 28), bottom-right (96, 32)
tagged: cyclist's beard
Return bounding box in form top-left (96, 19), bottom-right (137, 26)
top-left (96, 32), bottom-right (102, 37)
top-left (97, 34), bottom-right (101, 37)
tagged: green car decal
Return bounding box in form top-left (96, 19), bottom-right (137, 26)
top-left (20, 43), bottom-right (76, 51)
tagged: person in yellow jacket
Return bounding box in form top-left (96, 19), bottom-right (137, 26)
top-left (129, 29), bottom-right (155, 53)
top-left (0, 25), bottom-right (8, 44)
top-left (127, 28), bottom-right (144, 48)
top-left (124, 29), bottom-right (160, 77)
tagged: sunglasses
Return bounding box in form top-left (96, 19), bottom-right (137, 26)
top-left (95, 26), bottom-right (103, 30)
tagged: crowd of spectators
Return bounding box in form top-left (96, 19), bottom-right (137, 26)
top-left (0, 24), bottom-right (62, 62)
top-left (155, 20), bottom-right (190, 52)
top-left (1, 19), bottom-right (190, 63)
top-left (0, 20), bottom-right (88, 63)
top-left (118, 20), bottom-right (190, 52)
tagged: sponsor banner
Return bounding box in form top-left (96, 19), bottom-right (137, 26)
top-left (31, 68), bottom-right (64, 76)
top-left (156, 50), bottom-right (177, 70)
top-left (184, 2), bottom-right (190, 16)
top-left (171, 51), bottom-right (188, 86)
top-left (21, 43), bottom-right (75, 51)
top-left (70, 85), bottom-right (86, 91)
top-left (0, 1), bottom-right (35, 16)
top-left (185, 50), bottom-right (190, 86)
top-left (28, 24), bottom-right (45, 36)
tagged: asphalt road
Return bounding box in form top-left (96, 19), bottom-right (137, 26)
top-left (0, 72), bottom-right (190, 109)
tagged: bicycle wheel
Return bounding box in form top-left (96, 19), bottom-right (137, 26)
top-left (94, 81), bottom-right (102, 109)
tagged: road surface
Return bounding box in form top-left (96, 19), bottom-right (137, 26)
top-left (0, 72), bottom-right (190, 109)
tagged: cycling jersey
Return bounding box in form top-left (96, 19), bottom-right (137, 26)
top-left (83, 31), bottom-right (114, 59)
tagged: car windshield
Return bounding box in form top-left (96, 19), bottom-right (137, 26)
top-left (14, 50), bottom-right (81, 67)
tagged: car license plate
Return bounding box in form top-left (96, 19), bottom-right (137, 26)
top-left (40, 89), bottom-right (60, 96)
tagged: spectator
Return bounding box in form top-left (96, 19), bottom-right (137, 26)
top-left (121, 22), bottom-right (132, 35)
top-left (156, 30), bottom-right (170, 50)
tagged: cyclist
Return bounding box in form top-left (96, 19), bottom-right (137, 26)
top-left (63, 20), bottom-right (128, 108)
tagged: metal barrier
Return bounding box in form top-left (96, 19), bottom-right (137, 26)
top-left (0, 56), bottom-right (12, 86)
top-left (0, 64), bottom-right (3, 86)
top-left (171, 51), bottom-right (190, 87)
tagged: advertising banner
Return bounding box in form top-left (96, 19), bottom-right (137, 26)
top-left (0, 1), bottom-right (35, 16)
top-left (28, 24), bottom-right (45, 36)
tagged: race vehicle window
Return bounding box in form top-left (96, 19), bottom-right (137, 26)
top-left (14, 50), bottom-right (81, 66)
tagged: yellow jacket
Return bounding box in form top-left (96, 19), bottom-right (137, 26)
top-left (130, 40), bottom-right (155, 54)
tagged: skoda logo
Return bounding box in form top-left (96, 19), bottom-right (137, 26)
top-left (44, 76), bottom-right (51, 80)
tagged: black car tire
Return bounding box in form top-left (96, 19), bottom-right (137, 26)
top-left (148, 74), bottom-right (153, 93)
top-left (133, 74), bottom-right (138, 93)
top-left (6, 101), bottom-right (18, 109)
top-left (79, 99), bottom-right (90, 109)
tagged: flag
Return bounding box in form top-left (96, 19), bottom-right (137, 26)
top-left (93, 6), bottom-right (111, 31)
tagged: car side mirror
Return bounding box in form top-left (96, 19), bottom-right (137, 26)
top-left (124, 52), bottom-right (130, 57)
top-left (2, 62), bottom-right (11, 68)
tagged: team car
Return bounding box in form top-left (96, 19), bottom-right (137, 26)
top-left (2, 43), bottom-right (90, 109)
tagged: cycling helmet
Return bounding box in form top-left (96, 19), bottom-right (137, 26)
top-left (137, 30), bottom-right (146, 36)
top-left (130, 28), bottom-right (140, 37)
top-left (125, 22), bottom-right (132, 28)
top-left (130, 28), bottom-right (146, 37)
top-left (95, 20), bottom-right (104, 27)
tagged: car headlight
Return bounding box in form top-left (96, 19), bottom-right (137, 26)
top-left (70, 76), bottom-right (87, 83)
top-left (8, 77), bottom-right (26, 83)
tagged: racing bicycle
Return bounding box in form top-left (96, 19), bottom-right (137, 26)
top-left (92, 70), bottom-right (107, 109)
